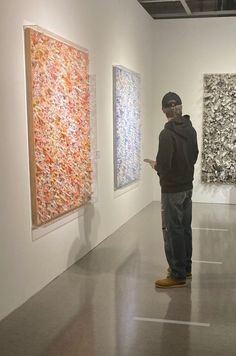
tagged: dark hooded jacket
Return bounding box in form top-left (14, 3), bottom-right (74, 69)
top-left (156, 115), bottom-right (198, 193)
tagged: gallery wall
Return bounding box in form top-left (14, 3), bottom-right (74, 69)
top-left (152, 17), bottom-right (236, 204)
top-left (2, 1), bottom-right (236, 322)
top-left (0, 0), bottom-right (155, 321)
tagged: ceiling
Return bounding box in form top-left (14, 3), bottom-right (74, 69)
top-left (138, 0), bottom-right (236, 19)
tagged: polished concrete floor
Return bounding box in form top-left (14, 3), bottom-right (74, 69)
top-left (0, 201), bottom-right (236, 356)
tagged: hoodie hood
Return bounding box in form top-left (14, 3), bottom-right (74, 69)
top-left (165, 115), bottom-right (192, 140)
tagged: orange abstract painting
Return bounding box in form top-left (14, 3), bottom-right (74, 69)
top-left (25, 27), bottom-right (92, 226)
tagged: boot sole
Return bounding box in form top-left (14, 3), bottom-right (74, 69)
top-left (155, 283), bottom-right (187, 289)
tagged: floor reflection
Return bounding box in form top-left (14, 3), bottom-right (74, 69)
top-left (158, 287), bottom-right (192, 356)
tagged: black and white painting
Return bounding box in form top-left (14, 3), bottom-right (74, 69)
top-left (202, 74), bottom-right (236, 184)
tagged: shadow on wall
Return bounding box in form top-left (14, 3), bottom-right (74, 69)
top-left (194, 180), bottom-right (235, 204)
top-left (229, 186), bottom-right (236, 204)
top-left (67, 203), bottom-right (101, 268)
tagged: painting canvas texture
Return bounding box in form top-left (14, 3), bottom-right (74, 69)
top-left (202, 74), bottom-right (236, 184)
top-left (25, 28), bottom-right (92, 226)
top-left (113, 66), bottom-right (141, 190)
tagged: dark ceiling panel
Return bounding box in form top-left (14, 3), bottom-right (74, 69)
top-left (138, 0), bottom-right (236, 19)
top-left (141, 1), bottom-right (185, 15)
top-left (186, 0), bottom-right (219, 12)
top-left (186, 0), bottom-right (236, 12)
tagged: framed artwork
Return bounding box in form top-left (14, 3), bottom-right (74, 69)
top-left (113, 66), bottom-right (141, 190)
top-left (25, 27), bottom-right (92, 226)
top-left (202, 74), bottom-right (236, 184)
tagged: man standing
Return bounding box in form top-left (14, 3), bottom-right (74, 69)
top-left (147, 92), bottom-right (198, 288)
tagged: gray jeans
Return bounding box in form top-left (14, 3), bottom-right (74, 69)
top-left (161, 189), bottom-right (193, 280)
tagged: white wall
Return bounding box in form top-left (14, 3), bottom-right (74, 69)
top-left (0, 0), bottom-right (154, 320)
top-left (2, 2), bottom-right (236, 323)
top-left (153, 17), bottom-right (236, 204)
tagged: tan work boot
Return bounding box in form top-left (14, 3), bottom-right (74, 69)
top-left (155, 277), bottom-right (186, 289)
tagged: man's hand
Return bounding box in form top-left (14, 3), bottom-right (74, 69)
top-left (144, 159), bottom-right (157, 170)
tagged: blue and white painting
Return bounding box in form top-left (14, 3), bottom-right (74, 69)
top-left (113, 66), bottom-right (141, 190)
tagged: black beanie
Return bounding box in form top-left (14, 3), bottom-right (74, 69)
top-left (162, 92), bottom-right (182, 108)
